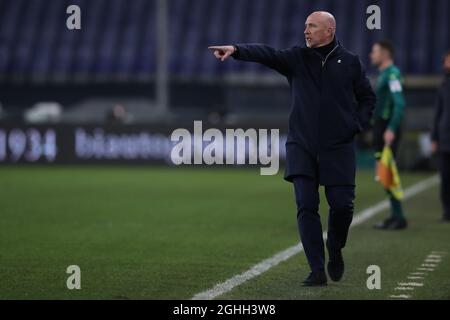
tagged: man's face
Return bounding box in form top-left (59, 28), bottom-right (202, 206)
top-left (304, 15), bottom-right (332, 48)
top-left (370, 44), bottom-right (386, 67)
top-left (444, 55), bottom-right (450, 73)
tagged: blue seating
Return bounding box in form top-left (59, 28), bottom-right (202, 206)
top-left (0, 0), bottom-right (448, 82)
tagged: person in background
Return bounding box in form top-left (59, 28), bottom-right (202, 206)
top-left (431, 50), bottom-right (450, 222)
top-left (370, 40), bottom-right (407, 230)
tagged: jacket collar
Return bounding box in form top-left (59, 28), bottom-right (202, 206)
top-left (305, 38), bottom-right (341, 59)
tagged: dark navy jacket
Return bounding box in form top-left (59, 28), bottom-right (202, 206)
top-left (233, 41), bottom-right (376, 185)
top-left (432, 74), bottom-right (450, 153)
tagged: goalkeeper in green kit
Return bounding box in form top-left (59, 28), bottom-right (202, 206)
top-left (369, 40), bottom-right (407, 230)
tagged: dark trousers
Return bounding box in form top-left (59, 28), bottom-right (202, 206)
top-left (438, 152), bottom-right (450, 219)
top-left (293, 175), bottom-right (355, 273)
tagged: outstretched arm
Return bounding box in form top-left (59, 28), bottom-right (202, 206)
top-left (208, 44), bottom-right (295, 76)
top-left (208, 45), bottom-right (237, 62)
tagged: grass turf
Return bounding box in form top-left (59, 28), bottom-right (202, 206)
top-left (0, 167), bottom-right (447, 299)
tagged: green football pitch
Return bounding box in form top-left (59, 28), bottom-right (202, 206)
top-left (0, 167), bottom-right (449, 299)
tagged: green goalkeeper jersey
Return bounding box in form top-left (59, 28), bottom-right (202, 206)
top-left (373, 64), bottom-right (405, 131)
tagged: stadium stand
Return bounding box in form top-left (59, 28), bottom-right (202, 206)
top-left (0, 0), bottom-right (449, 82)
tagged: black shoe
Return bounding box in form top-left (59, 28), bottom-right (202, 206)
top-left (373, 217), bottom-right (395, 229)
top-left (326, 240), bottom-right (345, 282)
top-left (302, 271), bottom-right (327, 287)
top-left (440, 216), bottom-right (450, 223)
top-left (387, 218), bottom-right (408, 230)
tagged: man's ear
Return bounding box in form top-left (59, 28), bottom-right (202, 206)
top-left (327, 28), bottom-right (333, 37)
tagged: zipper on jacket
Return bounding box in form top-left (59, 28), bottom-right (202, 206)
top-left (321, 45), bottom-right (339, 68)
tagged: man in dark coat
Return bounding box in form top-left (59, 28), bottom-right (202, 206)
top-left (209, 11), bottom-right (376, 286)
top-left (431, 50), bottom-right (450, 222)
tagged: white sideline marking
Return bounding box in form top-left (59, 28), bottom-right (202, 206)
top-left (422, 263), bottom-right (437, 267)
top-left (398, 282), bottom-right (424, 287)
top-left (390, 294), bottom-right (411, 299)
top-left (390, 251), bottom-right (447, 299)
top-left (425, 259), bottom-right (441, 263)
top-left (192, 175), bottom-right (439, 300)
top-left (418, 268), bottom-right (434, 271)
